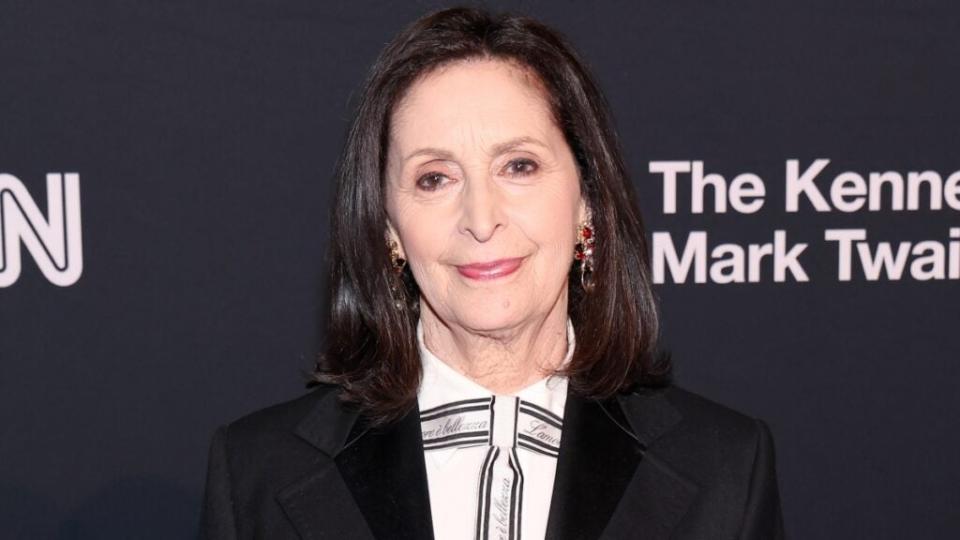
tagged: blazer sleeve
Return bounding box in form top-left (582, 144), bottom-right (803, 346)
top-left (737, 418), bottom-right (786, 540)
top-left (198, 424), bottom-right (239, 540)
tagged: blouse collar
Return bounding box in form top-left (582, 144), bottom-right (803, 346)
top-left (416, 317), bottom-right (575, 467)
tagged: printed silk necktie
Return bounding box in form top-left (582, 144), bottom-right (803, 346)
top-left (420, 395), bottom-right (564, 540)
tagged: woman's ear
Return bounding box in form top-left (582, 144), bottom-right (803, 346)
top-left (577, 197), bottom-right (592, 225)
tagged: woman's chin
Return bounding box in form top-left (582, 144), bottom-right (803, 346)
top-left (450, 301), bottom-right (542, 334)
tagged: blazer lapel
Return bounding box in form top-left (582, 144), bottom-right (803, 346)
top-left (278, 384), bottom-right (699, 540)
top-left (544, 388), bottom-right (700, 540)
top-left (276, 388), bottom-right (434, 540)
top-left (334, 404), bottom-right (435, 540)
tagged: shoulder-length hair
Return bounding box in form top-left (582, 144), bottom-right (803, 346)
top-left (309, 6), bottom-right (671, 426)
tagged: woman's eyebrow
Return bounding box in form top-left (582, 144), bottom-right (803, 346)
top-left (487, 136), bottom-right (549, 157)
top-left (403, 136), bottom-right (548, 163)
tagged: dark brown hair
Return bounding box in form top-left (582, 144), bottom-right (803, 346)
top-left (309, 6), bottom-right (671, 426)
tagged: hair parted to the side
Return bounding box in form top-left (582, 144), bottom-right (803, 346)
top-left (308, 6), bottom-right (672, 427)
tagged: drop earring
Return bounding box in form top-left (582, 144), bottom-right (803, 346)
top-left (575, 221), bottom-right (595, 292)
top-left (387, 238), bottom-right (407, 309)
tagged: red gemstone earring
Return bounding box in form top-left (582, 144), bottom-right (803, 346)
top-left (575, 221), bottom-right (595, 292)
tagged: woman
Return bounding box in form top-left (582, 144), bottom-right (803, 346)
top-left (200, 6), bottom-right (784, 540)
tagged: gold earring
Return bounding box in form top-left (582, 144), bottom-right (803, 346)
top-left (387, 238), bottom-right (406, 274)
top-left (575, 221), bottom-right (595, 292)
top-left (387, 238), bottom-right (407, 308)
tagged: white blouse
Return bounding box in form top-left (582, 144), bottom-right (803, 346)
top-left (416, 318), bottom-right (575, 540)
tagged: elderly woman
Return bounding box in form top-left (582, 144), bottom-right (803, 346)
top-left (200, 6), bottom-right (784, 540)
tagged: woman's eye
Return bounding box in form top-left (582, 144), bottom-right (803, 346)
top-left (415, 160), bottom-right (536, 190)
top-left (415, 172), bottom-right (448, 191)
top-left (506, 158), bottom-right (538, 176)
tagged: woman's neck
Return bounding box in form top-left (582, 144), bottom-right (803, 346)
top-left (418, 300), bottom-right (571, 395)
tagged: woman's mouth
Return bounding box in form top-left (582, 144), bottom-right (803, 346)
top-left (455, 257), bottom-right (525, 281)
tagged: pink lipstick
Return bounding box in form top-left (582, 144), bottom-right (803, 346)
top-left (456, 257), bottom-right (525, 281)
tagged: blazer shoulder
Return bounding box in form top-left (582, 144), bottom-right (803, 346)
top-left (220, 383), bottom-right (342, 447)
top-left (661, 384), bottom-right (768, 439)
top-left (620, 384), bottom-right (775, 471)
top-left (623, 384), bottom-right (777, 485)
top-left (200, 384), bottom-right (354, 538)
top-left (650, 385), bottom-right (784, 539)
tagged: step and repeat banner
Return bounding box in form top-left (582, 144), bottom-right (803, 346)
top-left (1, 1), bottom-right (957, 538)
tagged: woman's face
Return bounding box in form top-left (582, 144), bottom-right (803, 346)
top-left (385, 58), bottom-right (587, 333)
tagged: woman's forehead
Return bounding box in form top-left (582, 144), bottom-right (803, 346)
top-left (397, 57), bottom-right (548, 113)
top-left (389, 59), bottom-right (557, 158)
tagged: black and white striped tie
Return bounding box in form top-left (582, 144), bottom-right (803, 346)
top-left (420, 395), bottom-right (563, 540)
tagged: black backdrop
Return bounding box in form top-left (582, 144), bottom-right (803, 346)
top-left (2, 1), bottom-right (958, 538)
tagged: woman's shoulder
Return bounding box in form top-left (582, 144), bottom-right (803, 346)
top-left (659, 384), bottom-right (772, 433)
top-left (605, 387), bottom-right (784, 537)
top-left (620, 384), bottom-right (773, 459)
top-left (213, 383), bottom-right (344, 449)
top-left (633, 383), bottom-right (775, 442)
top-left (620, 383), bottom-right (778, 483)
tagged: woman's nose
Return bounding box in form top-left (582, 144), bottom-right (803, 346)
top-left (457, 176), bottom-right (506, 243)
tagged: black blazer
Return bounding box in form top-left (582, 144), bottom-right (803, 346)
top-left (199, 383), bottom-right (785, 539)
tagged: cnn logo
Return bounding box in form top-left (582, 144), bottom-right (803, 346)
top-left (0, 173), bottom-right (83, 287)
